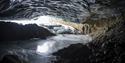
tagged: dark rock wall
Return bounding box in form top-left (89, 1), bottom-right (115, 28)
top-left (53, 43), bottom-right (92, 63)
top-left (52, 0), bottom-right (125, 63)
top-left (88, 18), bottom-right (125, 63)
top-left (53, 17), bottom-right (125, 63)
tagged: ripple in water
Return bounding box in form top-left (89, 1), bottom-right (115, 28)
top-left (0, 16), bottom-right (92, 63)
top-left (0, 34), bottom-right (92, 63)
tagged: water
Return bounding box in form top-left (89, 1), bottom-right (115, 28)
top-left (0, 15), bottom-right (92, 63)
top-left (0, 34), bottom-right (92, 63)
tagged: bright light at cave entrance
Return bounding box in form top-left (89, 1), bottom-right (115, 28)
top-left (7, 16), bottom-right (59, 25)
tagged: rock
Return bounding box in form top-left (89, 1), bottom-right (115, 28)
top-left (0, 21), bottom-right (55, 41)
top-left (88, 16), bottom-right (125, 63)
top-left (53, 43), bottom-right (92, 63)
top-left (0, 0), bottom-right (10, 12)
top-left (0, 55), bottom-right (28, 63)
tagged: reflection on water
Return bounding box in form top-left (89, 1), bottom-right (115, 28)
top-left (0, 34), bottom-right (92, 63)
top-left (37, 41), bottom-right (56, 55)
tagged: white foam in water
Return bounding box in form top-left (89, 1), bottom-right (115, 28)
top-left (37, 41), bottom-right (56, 54)
top-left (36, 34), bottom-right (92, 55)
top-left (0, 35), bottom-right (92, 63)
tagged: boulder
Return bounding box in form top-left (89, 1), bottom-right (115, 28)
top-left (0, 55), bottom-right (28, 63)
top-left (0, 21), bottom-right (55, 41)
top-left (53, 43), bottom-right (92, 63)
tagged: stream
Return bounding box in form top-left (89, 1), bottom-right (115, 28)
top-left (0, 16), bottom-right (92, 63)
top-left (0, 34), bottom-right (92, 63)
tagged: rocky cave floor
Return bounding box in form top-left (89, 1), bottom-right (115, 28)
top-left (52, 18), bottom-right (125, 63)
